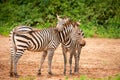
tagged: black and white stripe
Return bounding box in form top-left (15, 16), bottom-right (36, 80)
top-left (10, 27), bottom-right (58, 77)
top-left (56, 15), bottom-right (86, 75)
top-left (62, 29), bottom-right (86, 75)
top-left (9, 21), bottom-right (78, 77)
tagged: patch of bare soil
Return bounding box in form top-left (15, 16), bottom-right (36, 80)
top-left (0, 35), bottom-right (120, 80)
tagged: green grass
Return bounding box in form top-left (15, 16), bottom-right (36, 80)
top-left (18, 75), bottom-right (36, 80)
top-left (65, 74), bottom-right (120, 80)
top-left (10, 74), bottom-right (120, 80)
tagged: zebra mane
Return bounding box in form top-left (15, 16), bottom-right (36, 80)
top-left (63, 20), bottom-right (80, 28)
top-left (55, 19), bottom-right (80, 33)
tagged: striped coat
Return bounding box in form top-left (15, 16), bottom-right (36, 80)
top-left (56, 15), bottom-right (86, 75)
top-left (61, 29), bottom-right (86, 75)
top-left (9, 20), bottom-right (79, 77)
top-left (9, 26), bottom-right (60, 77)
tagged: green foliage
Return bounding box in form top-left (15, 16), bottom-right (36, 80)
top-left (0, 0), bottom-right (120, 38)
top-left (97, 26), bottom-right (120, 38)
top-left (80, 22), bottom-right (97, 38)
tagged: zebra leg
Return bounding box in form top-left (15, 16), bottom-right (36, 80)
top-left (13, 53), bottom-right (22, 77)
top-left (37, 51), bottom-right (47, 75)
top-left (69, 50), bottom-right (74, 75)
top-left (74, 51), bottom-right (79, 74)
top-left (10, 54), bottom-right (14, 77)
top-left (78, 47), bottom-right (82, 62)
top-left (47, 49), bottom-right (54, 75)
top-left (13, 49), bottom-right (25, 77)
top-left (74, 47), bottom-right (82, 73)
top-left (62, 45), bottom-right (67, 75)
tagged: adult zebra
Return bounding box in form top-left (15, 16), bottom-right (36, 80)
top-left (9, 18), bottom-right (81, 77)
top-left (9, 26), bottom-right (60, 77)
top-left (56, 15), bottom-right (86, 75)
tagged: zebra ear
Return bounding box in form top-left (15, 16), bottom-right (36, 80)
top-left (56, 14), bottom-right (62, 21)
top-left (76, 21), bottom-right (81, 26)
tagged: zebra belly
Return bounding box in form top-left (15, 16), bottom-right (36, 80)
top-left (27, 45), bottom-right (49, 52)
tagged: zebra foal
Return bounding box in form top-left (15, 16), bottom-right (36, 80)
top-left (61, 30), bottom-right (85, 75)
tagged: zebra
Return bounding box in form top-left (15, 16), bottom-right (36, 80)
top-left (9, 26), bottom-right (60, 77)
top-left (56, 15), bottom-right (86, 75)
top-left (9, 18), bottom-right (81, 77)
top-left (61, 30), bottom-right (85, 75)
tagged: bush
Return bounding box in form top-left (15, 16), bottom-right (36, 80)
top-left (0, 0), bottom-right (120, 38)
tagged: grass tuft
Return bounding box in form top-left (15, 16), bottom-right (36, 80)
top-left (18, 75), bottom-right (36, 80)
top-left (64, 74), bottom-right (120, 80)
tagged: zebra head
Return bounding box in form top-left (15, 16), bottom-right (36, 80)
top-left (73, 25), bottom-right (86, 47)
top-left (71, 22), bottom-right (86, 47)
top-left (56, 15), bottom-right (80, 43)
top-left (56, 15), bottom-right (81, 32)
top-left (70, 21), bottom-right (83, 41)
top-left (56, 15), bottom-right (70, 31)
top-left (56, 15), bottom-right (86, 46)
top-left (76, 31), bottom-right (86, 47)
top-left (62, 20), bottom-right (86, 47)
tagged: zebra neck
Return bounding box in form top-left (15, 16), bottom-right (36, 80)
top-left (64, 39), bottom-right (77, 48)
top-left (58, 26), bottom-right (72, 43)
top-left (58, 31), bottom-right (70, 44)
top-left (62, 38), bottom-right (72, 46)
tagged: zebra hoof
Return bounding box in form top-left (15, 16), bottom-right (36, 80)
top-left (37, 72), bottom-right (41, 76)
top-left (10, 72), bottom-right (14, 77)
top-left (63, 72), bottom-right (66, 76)
top-left (70, 72), bottom-right (73, 75)
top-left (74, 72), bottom-right (79, 75)
top-left (48, 72), bottom-right (53, 75)
top-left (70, 70), bottom-right (72, 75)
top-left (14, 73), bottom-right (20, 78)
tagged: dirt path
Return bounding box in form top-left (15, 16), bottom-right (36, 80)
top-left (0, 36), bottom-right (120, 80)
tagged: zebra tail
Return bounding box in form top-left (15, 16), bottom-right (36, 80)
top-left (9, 28), bottom-right (17, 56)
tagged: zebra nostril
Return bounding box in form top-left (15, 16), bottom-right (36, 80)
top-left (78, 33), bottom-right (81, 35)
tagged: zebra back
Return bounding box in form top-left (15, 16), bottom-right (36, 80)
top-left (13, 26), bottom-right (33, 34)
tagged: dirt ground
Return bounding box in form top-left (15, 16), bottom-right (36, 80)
top-left (0, 35), bottom-right (120, 80)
